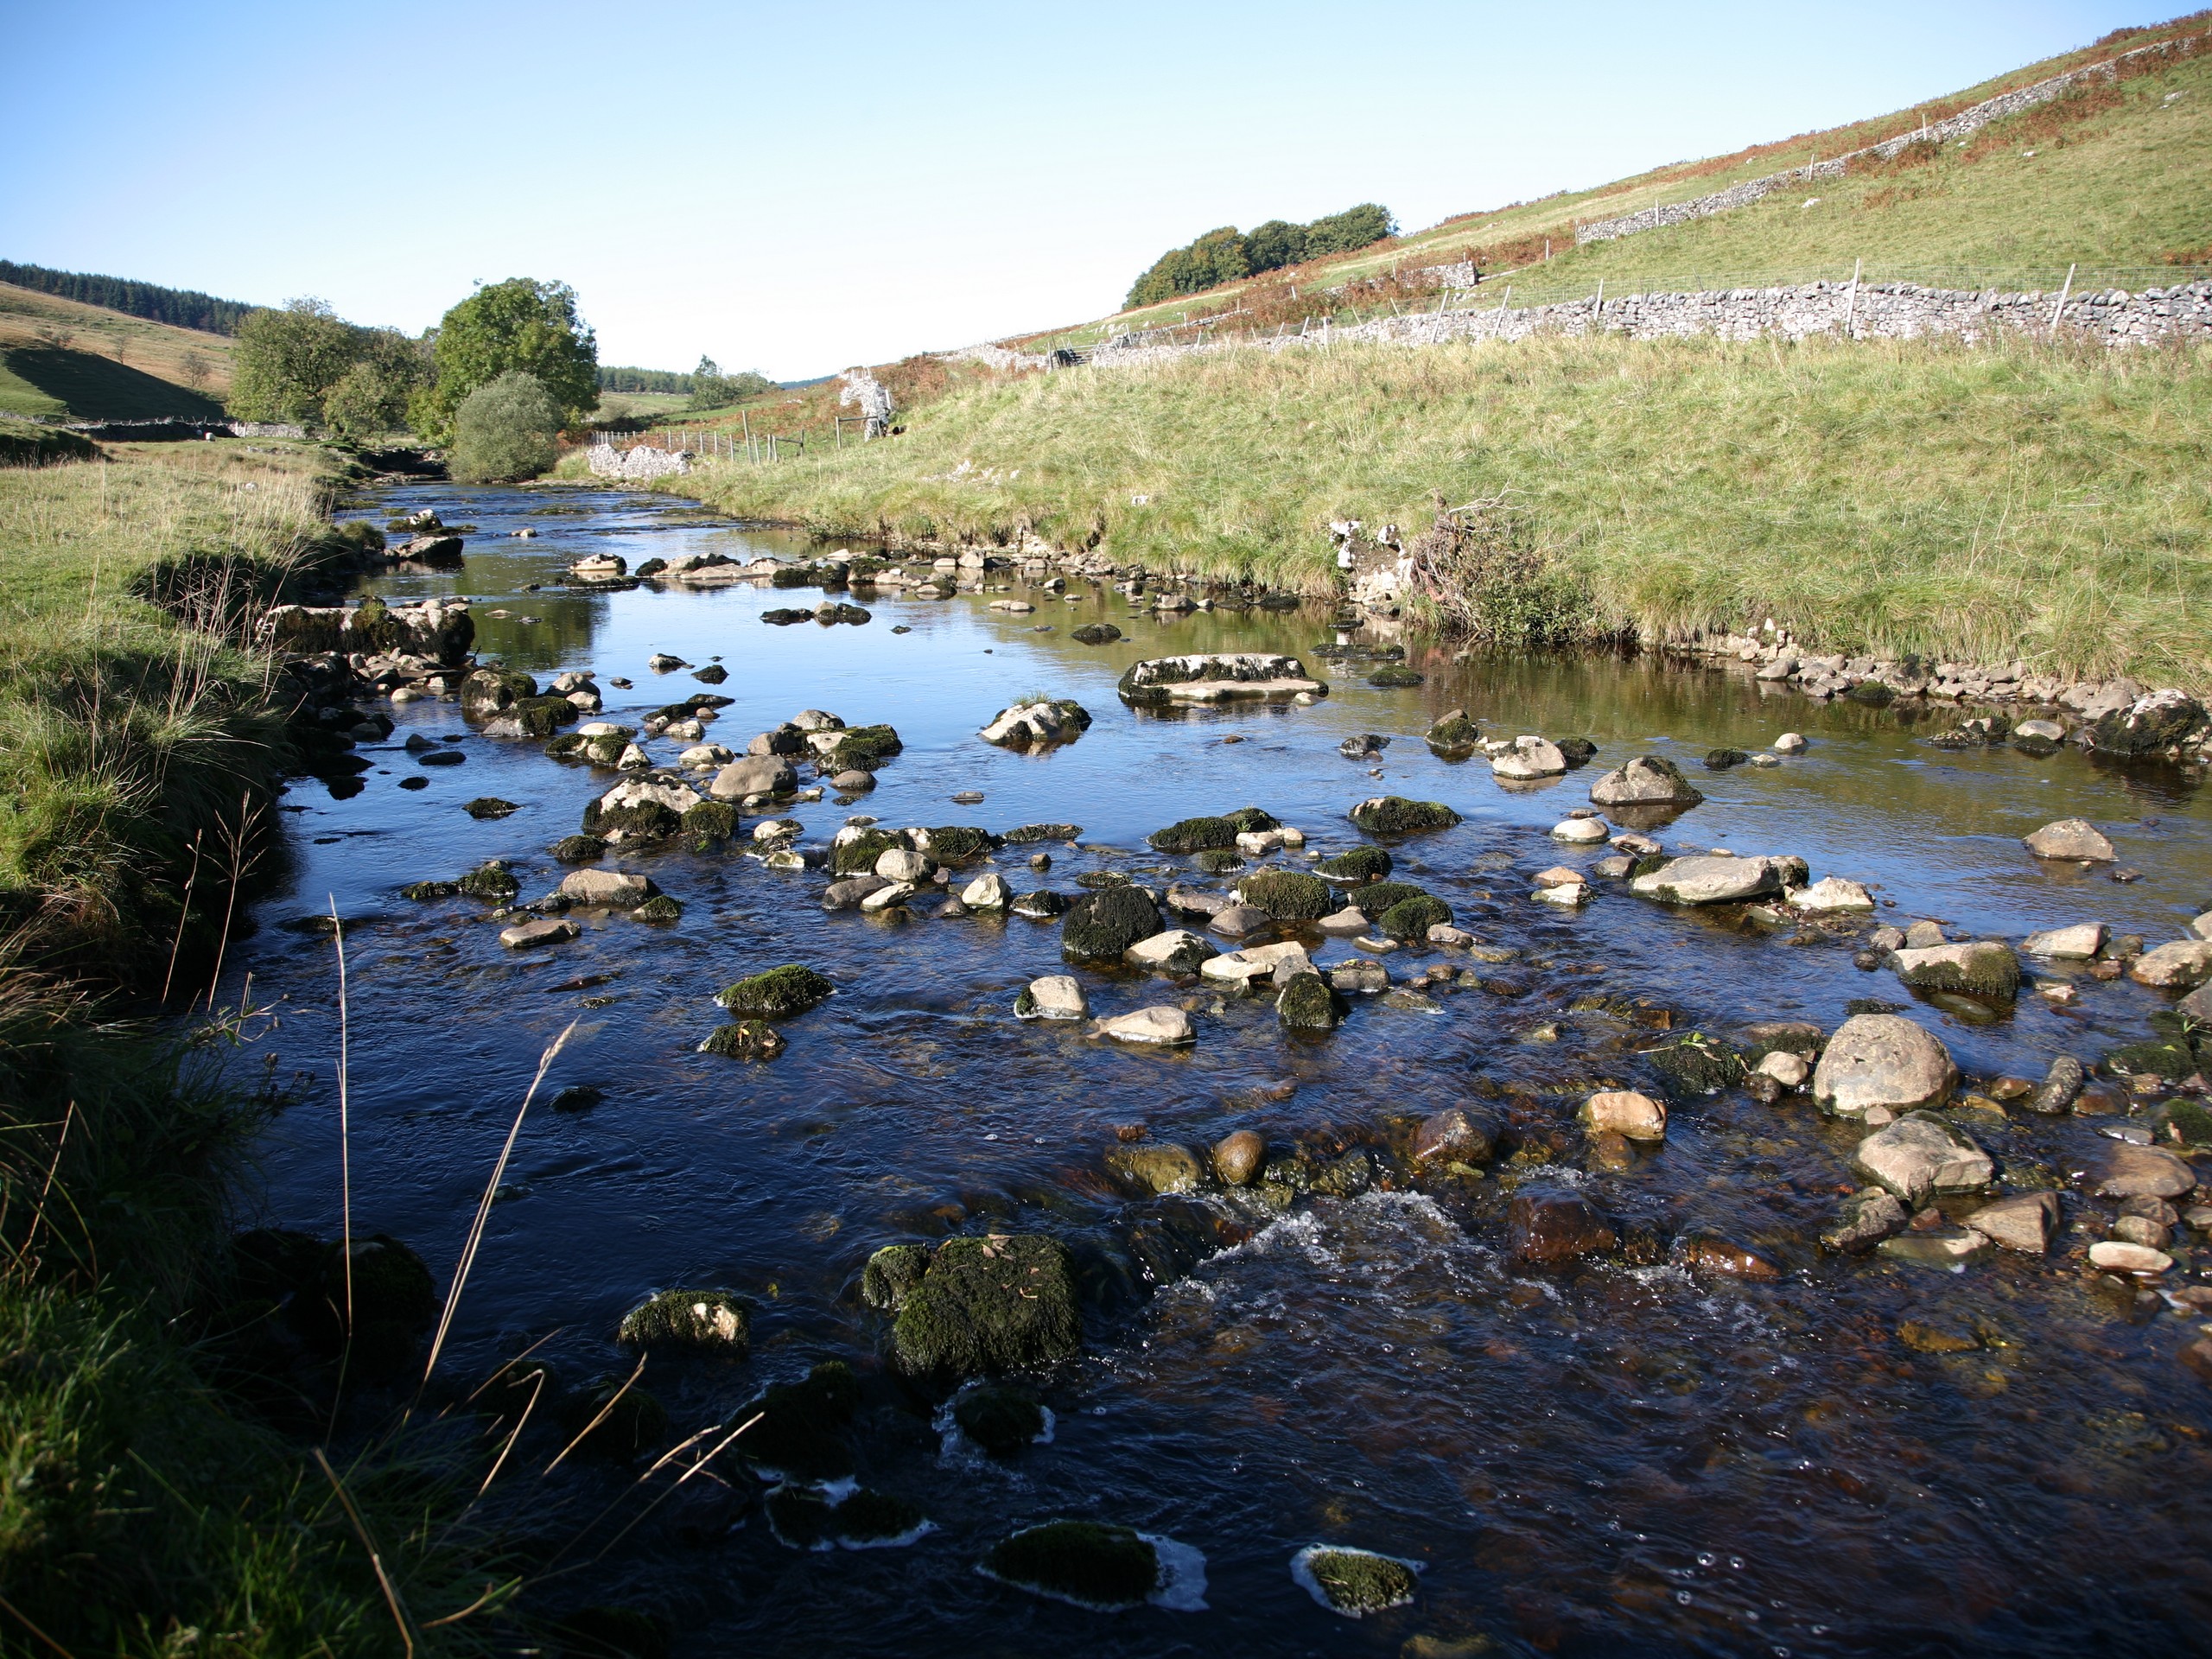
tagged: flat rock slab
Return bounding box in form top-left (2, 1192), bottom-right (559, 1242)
top-left (1119, 653), bottom-right (1326, 704)
top-left (1631, 855), bottom-right (1784, 906)
top-left (2130, 940), bottom-right (2212, 988)
top-left (1125, 930), bottom-right (1219, 974)
top-left (2024, 923), bottom-right (2106, 959)
top-left (1876, 1231), bottom-right (1994, 1268)
top-left (1967, 1192), bottom-right (2059, 1253)
top-left (2094, 1142), bottom-right (2196, 1199)
top-left (1891, 941), bottom-right (2020, 1000)
top-left (500, 918), bottom-right (581, 949)
top-left (1789, 876), bottom-right (1874, 912)
top-left (559, 868), bottom-right (657, 908)
top-left (1200, 942), bottom-right (1314, 985)
top-left (1092, 1006), bottom-right (1196, 1046)
top-left (1853, 1111), bottom-right (1993, 1204)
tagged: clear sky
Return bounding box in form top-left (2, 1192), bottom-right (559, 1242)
top-left (2, 1), bottom-right (2170, 379)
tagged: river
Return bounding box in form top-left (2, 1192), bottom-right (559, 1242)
top-left (225, 479), bottom-right (2212, 1656)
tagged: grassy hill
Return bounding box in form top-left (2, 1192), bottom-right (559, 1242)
top-left (1024, 13), bottom-right (2212, 347)
top-left (0, 280), bottom-right (235, 416)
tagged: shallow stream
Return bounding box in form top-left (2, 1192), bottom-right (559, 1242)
top-left (227, 481), bottom-right (2212, 1656)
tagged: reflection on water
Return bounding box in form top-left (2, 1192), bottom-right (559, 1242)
top-left (226, 481), bottom-right (2212, 1656)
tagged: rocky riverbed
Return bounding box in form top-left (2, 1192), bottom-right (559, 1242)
top-left (226, 480), bottom-right (2212, 1656)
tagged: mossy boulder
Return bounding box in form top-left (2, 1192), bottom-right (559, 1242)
top-left (1061, 886), bottom-right (1164, 963)
top-left (1644, 1036), bottom-right (1745, 1097)
top-left (2104, 1039), bottom-right (2197, 1081)
top-left (819, 724), bottom-right (903, 772)
top-left (618, 1289), bottom-right (749, 1355)
top-left (717, 965), bottom-right (834, 1017)
top-left (1276, 971), bottom-right (1342, 1031)
top-left (562, 1378), bottom-right (671, 1460)
top-left (681, 800), bottom-right (737, 841)
top-left (1071, 623), bottom-right (1122, 645)
top-left (861, 1243), bottom-right (931, 1311)
top-left (401, 879), bottom-right (459, 900)
top-left (832, 828), bottom-right (906, 875)
top-left (552, 834), bottom-right (608, 862)
top-left (1294, 1546), bottom-right (1421, 1617)
top-left (544, 733), bottom-right (587, 760)
top-left (1235, 870), bottom-right (1335, 921)
top-left (1344, 880), bottom-right (1428, 919)
top-left (1366, 664), bottom-right (1424, 688)
top-left (1317, 845), bottom-right (1393, 882)
top-left (1349, 796), bottom-right (1461, 836)
top-left (766, 1484), bottom-right (925, 1550)
top-left (463, 798), bottom-right (519, 820)
top-left (461, 666), bottom-right (537, 720)
top-left (1148, 807), bottom-right (1277, 854)
top-left (889, 1235), bottom-right (1080, 1379)
top-left (740, 1360), bottom-right (860, 1482)
top-left (509, 696), bottom-right (580, 738)
top-left (1378, 894), bottom-right (1452, 941)
top-left (1193, 849), bottom-right (1244, 875)
top-left (582, 798), bottom-right (683, 839)
top-left (1426, 712), bottom-right (1484, 753)
top-left (456, 861), bottom-right (521, 902)
top-left (699, 1020), bottom-right (787, 1059)
top-left (923, 825), bottom-right (999, 864)
top-left (954, 1385), bottom-right (1047, 1457)
top-left (982, 1521), bottom-right (1160, 1610)
top-left (632, 893), bottom-right (683, 923)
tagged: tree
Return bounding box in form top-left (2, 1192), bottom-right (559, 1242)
top-left (418, 278), bottom-right (598, 444)
top-left (1245, 219), bottom-right (1306, 273)
top-left (1302, 203), bottom-right (1395, 257)
top-left (686, 355), bottom-right (773, 410)
top-left (448, 371), bottom-right (561, 482)
top-left (226, 298), bottom-right (361, 424)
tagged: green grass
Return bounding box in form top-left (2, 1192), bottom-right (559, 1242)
top-left (0, 345), bottom-right (228, 420)
top-left (675, 330), bottom-right (2212, 690)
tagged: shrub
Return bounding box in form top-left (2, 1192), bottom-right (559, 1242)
top-left (448, 370), bottom-right (561, 482)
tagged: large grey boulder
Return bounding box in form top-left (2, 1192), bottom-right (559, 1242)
top-left (1491, 736), bottom-right (1567, 780)
top-left (2022, 818), bottom-right (2114, 861)
top-left (1590, 755), bottom-right (1704, 809)
top-left (1853, 1112), bottom-right (1993, 1205)
top-left (1812, 1014), bottom-right (1957, 1117)
top-left (558, 868), bottom-right (658, 908)
top-left (1125, 930), bottom-right (1218, 975)
top-left (2023, 923), bottom-right (2105, 959)
top-left (1891, 941), bottom-right (2019, 1000)
top-left (709, 755), bottom-right (798, 800)
top-left (2092, 1142), bottom-right (2195, 1200)
top-left (1630, 855), bottom-right (1786, 906)
top-left (2129, 940), bottom-right (2212, 988)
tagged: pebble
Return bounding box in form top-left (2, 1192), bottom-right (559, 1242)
top-left (1580, 1090), bottom-right (1666, 1141)
top-left (1091, 1006), bottom-right (1196, 1046)
top-left (2088, 1240), bottom-right (2173, 1274)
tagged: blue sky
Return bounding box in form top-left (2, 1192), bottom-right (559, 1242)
top-left (2, 1), bottom-right (2168, 378)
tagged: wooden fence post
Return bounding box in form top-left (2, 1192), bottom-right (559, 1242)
top-left (2050, 263), bottom-right (2076, 334)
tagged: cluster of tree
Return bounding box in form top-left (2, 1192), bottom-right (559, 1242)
top-left (225, 277), bottom-right (600, 465)
top-left (1124, 204), bottom-right (1396, 309)
top-left (600, 359), bottom-right (775, 406)
top-left (0, 258), bottom-right (256, 334)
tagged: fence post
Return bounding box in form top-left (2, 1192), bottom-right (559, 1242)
top-left (2050, 263), bottom-right (2076, 334)
top-left (1846, 257), bottom-right (1861, 338)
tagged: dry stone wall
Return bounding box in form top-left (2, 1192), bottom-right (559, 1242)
top-left (1575, 28), bottom-right (2209, 245)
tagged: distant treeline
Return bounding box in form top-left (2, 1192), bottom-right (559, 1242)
top-left (0, 259), bottom-right (255, 334)
top-left (601, 362), bottom-right (775, 397)
top-left (1126, 205), bottom-right (1396, 309)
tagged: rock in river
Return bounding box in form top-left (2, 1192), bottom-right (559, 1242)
top-left (1117, 652), bottom-right (1328, 705)
top-left (1630, 855), bottom-right (1787, 905)
top-left (500, 917), bottom-right (580, 950)
top-left (1092, 1007), bottom-right (1196, 1046)
top-left (2093, 1142), bottom-right (2196, 1200)
top-left (1853, 1111), bottom-right (1993, 1205)
top-left (1212, 1130), bottom-right (1266, 1185)
top-left (558, 868), bottom-right (660, 909)
top-left (2130, 940), bottom-right (2212, 988)
top-left (710, 755), bottom-right (798, 800)
top-left (1274, 970), bottom-right (1341, 1031)
top-left (1967, 1192), bottom-right (2059, 1254)
top-left (1126, 930), bottom-right (1217, 975)
top-left (1891, 941), bottom-right (2020, 1001)
top-left (1062, 886), bottom-right (1164, 963)
top-left (1106, 1142), bottom-right (1205, 1196)
top-left (1589, 754), bottom-right (1705, 809)
top-left (981, 698), bottom-right (1092, 747)
top-left (879, 1235), bottom-right (1080, 1379)
top-left (1579, 1090), bottom-right (1666, 1141)
top-left (618, 1288), bottom-right (750, 1354)
top-left (962, 872), bottom-right (1011, 910)
top-left (1812, 1014), bottom-right (1958, 1117)
top-left (2024, 923), bottom-right (2106, 959)
top-left (2023, 818), bottom-right (2115, 861)
top-left (1015, 976), bottom-right (1089, 1020)
top-left (1507, 1191), bottom-right (1618, 1268)
top-left (716, 964), bottom-right (834, 1016)
top-left (1413, 1108), bottom-right (1496, 1165)
top-left (1491, 735), bottom-right (1567, 780)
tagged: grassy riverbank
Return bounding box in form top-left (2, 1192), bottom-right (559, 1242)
top-left (673, 331), bottom-right (2212, 690)
top-left (0, 442), bottom-right (503, 1654)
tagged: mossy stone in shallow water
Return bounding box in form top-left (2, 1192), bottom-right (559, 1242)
top-left (955, 1385), bottom-right (1046, 1456)
top-left (2104, 1039), bottom-right (2196, 1081)
top-left (681, 800), bottom-right (737, 842)
top-left (832, 827), bottom-right (904, 874)
top-left (982, 1521), bottom-right (1159, 1609)
top-left (890, 1234), bottom-right (1080, 1379)
top-left (1294, 1546), bottom-right (1421, 1617)
top-left (1378, 894), bottom-right (1452, 941)
top-left (923, 825), bottom-right (997, 864)
top-left (699, 1019), bottom-right (785, 1058)
top-left (831, 1487), bottom-right (926, 1544)
top-left (861, 1243), bottom-right (930, 1311)
top-left (1193, 848), bottom-right (1244, 874)
top-left (1426, 714), bottom-right (1484, 753)
top-left (463, 797), bottom-right (519, 819)
top-left (1317, 845), bottom-right (1393, 882)
top-left (1349, 797), bottom-right (1460, 835)
top-left (1276, 971), bottom-right (1342, 1031)
top-left (716, 964), bottom-right (834, 1016)
top-left (1149, 807), bottom-right (1276, 853)
top-left (741, 1360), bottom-right (861, 1482)
top-left (584, 799), bottom-right (682, 839)
top-left (1071, 622), bottom-right (1122, 645)
top-left (1061, 886), bottom-right (1163, 963)
top-left (631, 893), bottom-right (683, 923)
top-left (618, 1288), bottom-right (749, 1355)
top-left (552, 834), bottom-right (607, 863)
top-left (820, 723), bottom-right (903, 772)
top-left (1366, 664), bottom-right (1424, 687)
top-left (1644, 1036), bottom-right (1744, 1097)
top-left (1236, 870), bottom-right (1336, 921)
top-left (456, 860), bottom-right (520, 901)
top-left (1345, 879), bottom-right (1427, 919)
top-left (401, 879), bottom-right (459, 900)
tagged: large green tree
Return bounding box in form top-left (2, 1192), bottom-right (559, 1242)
top-left (226, 298), bottom-right (361, 424)
top-left (416, 278), bottom-right (597, 443)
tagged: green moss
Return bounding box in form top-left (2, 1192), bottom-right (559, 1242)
top-left (2160, 1099), bottom-right (2212, 1147)
top-left (582, 799), bottom-right (682, 838)
top-left (924, 825), bottom-right (998, 864)
top-left (631, 893), bottom-right (683, 923)
top-left (832, 828), bottom-right (905, 874)
top-left (954, 1385), bottom-right (1047, 1457)
top-left (716, 965), bottom-right (834, 1016)
top-left (699, 1019), bottom-right (786, 1058)
top-left (741, 1361), bottom-right (861, 1481)
top-left (861, 1243), bottom-right (930, 1311)
top-left (1345, 879), bottom-right (1428, 918)
top-left (1193, 848), bottom-right (1245, 874)
top-left (1014, 890), bottom-right (1070, 917)
top-left (1004, 822), bottom-right (1083, 843)
top-left (1644, 1035), bottom-right (1745, 1096)
top-left (1149, 815), bottom-right (1242, 854)
top-left (1236, 870), bottom-right (1335, 920)
top-left (562, 1378), bottom-right (671, 1460)
top-left (1062, 886), bottom-right (1164, 962)
top-left (982, 1521), bottom-right (1159, 1609)
top-left (890, 1234), bottom-right (1081, 1378)
top-left (545, 732), bottom-right (587, 760)
top-left (552, 834), bottom-right (608, 862)
top-left (510, 695), bottom-right (581, 737)
top-left (617, 1288), bottom-right (749, 1355)
top-left (1378, 894), bottom-right (1452, 941)
top-left (1349, 797), bottom-right (1461, 835)
top-left (461, 665), bottom-right (537, 719)
top-left (2104, 1039), bottom-right (2196, 1081)
top-left (765, 1485), bottom-right (836, 1548)
top-left (455, 860), bottom-right (520, 901)
top-left (1300, 1547), bottom-right (1420, 1616)
top-left (1071, 623), bottom-right (1122, 644)
top-left (1426, 715), bottom-right (1484, 752)
top-left (830, 1487), bottom-right (925, 1543)
top-left (1276, 971), bottom-right (1342, 1031)
top-left (401, 879), bottom-right (459, 899)
top-left (820, 723), bottom-right (903, 772)
top-left (1317, 845), bottom-right (1393, 881)
top-left (1366, 664), bottom-right (1424, 687)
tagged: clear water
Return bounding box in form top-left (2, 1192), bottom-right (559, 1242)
top-left (226, 480), bottom-right (2212, 1656)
